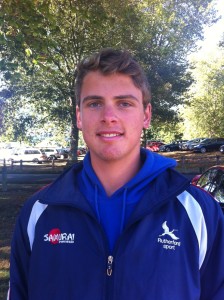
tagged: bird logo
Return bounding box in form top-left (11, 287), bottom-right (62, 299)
top-left (159, 221), bottom-right (179, 240)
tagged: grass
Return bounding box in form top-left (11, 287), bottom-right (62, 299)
top-left (0, 184), bottom-right (44, 300)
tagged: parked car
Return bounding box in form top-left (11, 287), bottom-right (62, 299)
top-left (220, 145), bottom-right (224, 154)
top-left (9, 148), bottom-right (47, 164)
top-left (193, 138), bottom-right (224, 153)
top-left (146, 140), bottom-right (165, 152)
top-left (0, 148), bottom-right (14, 160)
top-left (60, 147), bottom-right (86, 158)
top-left (41, 148), bottom-right (60, 160)
top-left (78, 147), bottom-right (88, 155)
top-left (191, 165), bottom-right (224, 212)
top-left (180, 138), bottom-right (206, 151)
top-left (57, 148), bottom-right (69, 159)
top-left (159, 140), bottom-right (188, 152)
top-left (67, 148), bottom-right (83, 157)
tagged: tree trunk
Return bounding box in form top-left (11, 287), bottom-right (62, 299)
top-left (68, 89), bottom-right (79, 163)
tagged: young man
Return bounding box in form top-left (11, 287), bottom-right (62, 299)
top-left (9, 49), bottom-right (224, 299)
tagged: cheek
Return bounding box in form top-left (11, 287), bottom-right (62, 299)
top-left (77, 111), bottom-right (93, 130)
top-left (82, 130), bottom-right (95, 147)
top-left (81, 122), bottom-right (94, 137)
top-left (130, 115), bottom-right (146, 130)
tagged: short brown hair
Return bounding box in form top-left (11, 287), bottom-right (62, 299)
top-left (75, 48), bottom-right (151, 108)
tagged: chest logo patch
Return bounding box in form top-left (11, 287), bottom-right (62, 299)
top-left (157, 221), bottom-right (181, 250)
top-left (44, 228), bottom-right (75, 244)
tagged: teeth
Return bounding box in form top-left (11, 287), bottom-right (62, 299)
top-left (101, 133), bottom-right (120, 137)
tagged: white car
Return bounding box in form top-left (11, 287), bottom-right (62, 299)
top-left (41, 148), bottom-right (61, 160)
top-left (0, 148), bottom-right (14, 160)
top-left (9, 148), bottom-right (47, 164)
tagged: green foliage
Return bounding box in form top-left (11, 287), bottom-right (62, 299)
top-left (0, 0), bottom-right (145, 156)
top-left (0, 0), bottom-right (218, 150)
top-left (144, 122), bottom-right (183, 143)
top-left (135, 0), bottom-right (217, 124)
top-left (181, 49), bottom-right (224, 138)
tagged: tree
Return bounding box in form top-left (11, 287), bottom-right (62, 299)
top-left (136, 0), bottom-right (217, 132)
top-left (0, 0), bottom-right (146, 157)
top-left (219, 33), bottom-right (224, 48)
top-left (0, 0), bottom-right (218, 150)
top-left (181, 49), bottom-right (224, 138)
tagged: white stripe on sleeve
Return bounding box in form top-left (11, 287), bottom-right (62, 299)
top-left (27, 200), bottom-right (48, 250)
top-left (177, 190), bottom-right (207, 269)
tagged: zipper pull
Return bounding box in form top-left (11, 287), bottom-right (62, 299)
top-left (107, 255), bottom-right (113, 276)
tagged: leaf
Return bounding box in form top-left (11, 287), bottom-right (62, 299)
top-left (25, 48), bottom-right (32, 57)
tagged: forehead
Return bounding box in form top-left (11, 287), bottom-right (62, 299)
top-left (80, 71), bottom-right (143, 100)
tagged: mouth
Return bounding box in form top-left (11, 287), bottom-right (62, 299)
top-left (96, 132), bottom-right (123, 138)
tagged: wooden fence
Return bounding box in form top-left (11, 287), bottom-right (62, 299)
top-left (174, 155), bottom-right (224, 173)
top-left (0, 158), bottom-right (68, 169)
top-left (0, 159), bottom-right (72, 192)
top-left (1, 155), bottom-right (224, 192)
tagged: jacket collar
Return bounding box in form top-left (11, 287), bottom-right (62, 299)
top-left (38, 162), bottom-right (96, 217)
top-left (38, 160), bottom-right (190, 222)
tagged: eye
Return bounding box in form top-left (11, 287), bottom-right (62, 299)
top-left (118, 101), bottom-right (133, 108)
top-left (87, 101), bottom-right (102, 108)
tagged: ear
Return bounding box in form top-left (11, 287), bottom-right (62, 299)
top-left (76, 105), bottom-right (82, 130)
top-left (143, 104), bottom-right (152, 129)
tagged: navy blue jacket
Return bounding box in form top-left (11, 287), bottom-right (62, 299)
top-left (9, 162), bottom-right (224, 299)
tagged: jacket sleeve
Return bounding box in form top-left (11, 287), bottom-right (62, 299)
top-left (193, 191), bottom-right (224, 300)
top-left (199, 194), bottom-right (224, 299)
top-left (8, 204), bottom-right (32, 300)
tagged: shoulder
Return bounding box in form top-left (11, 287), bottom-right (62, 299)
top-left (177, 183), bottom-right (223, 222)
top-left (184, 184), bottom-right (222, 216)
top-left (177, 184), bottom-right (224, 245)
top-left (17, 161), bottom-right (84, 219)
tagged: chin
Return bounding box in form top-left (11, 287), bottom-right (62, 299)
top-left (96, 149), bottom-right (126, 162)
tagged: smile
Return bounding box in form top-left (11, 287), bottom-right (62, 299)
top-left (97, 132), bottom-right (122, 138)
top-left (100, 133), bottom-right (120, 137)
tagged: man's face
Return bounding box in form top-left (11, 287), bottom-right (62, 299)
top-left (76, 70), bottom-right (151, 164)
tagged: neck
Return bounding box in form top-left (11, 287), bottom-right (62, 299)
top-left (90, 153), bottom-right (142, 196)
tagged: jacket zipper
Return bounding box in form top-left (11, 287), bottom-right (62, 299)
top-left (106, 255), bottom-right (114, 300)
top-left (107, 255), bottom-right (113, 276)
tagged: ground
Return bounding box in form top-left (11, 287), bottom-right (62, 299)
top-left (0, 184), bottom-right (43, 299)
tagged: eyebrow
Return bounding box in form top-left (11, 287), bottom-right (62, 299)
top-left (82, 94), bottom-right (139, 103)
top-left (114, 94), bottom-right (139, 101)
top-left (82, 95), bottom-right (103, 103)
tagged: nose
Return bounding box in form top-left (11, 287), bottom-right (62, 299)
top-left (101, 104), bottom-right (118, 123)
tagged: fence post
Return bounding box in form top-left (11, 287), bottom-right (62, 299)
top-left (20, 160), bottom-right (23, 170)
top-left (181, 156), bottom-right (186, 171)
top-left (2, 159), bottom-right (8, 192)
top-left (216, 155), bottom-right (220, 165)
top-left (11, 159), bottom-right (14, 170)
